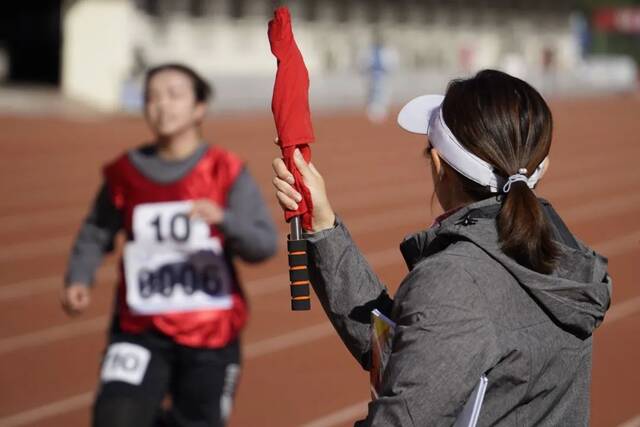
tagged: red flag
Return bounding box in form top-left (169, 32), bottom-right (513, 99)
top-left (268, 7), bottom-right (315, 231)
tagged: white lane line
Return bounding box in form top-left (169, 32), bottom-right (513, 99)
top-left (244, 322), bottom-right (333, 358)
top-left (0, 269), bottom-right (117, 302)
top-left (0, 237), bottom-right (70, 263)
top-left (0, 206), bottom-right (84, 233)
top-left (0, 316), bottom-right (109, 355)
top-left (539, 167), bottom-right (640, 201)
top-left (0, 392), bottom-right (94, 427)
top-left (0, 277), bottom-right (62, 301)
top-left (0, 321), bottom-right (336, 427)
top-left (559, 192), bottom-right (640, 225)
top-left (300, 400), bottom-right (369, 427)
top-left (592, 230), bottom-right (640, 259)
top-left (617, 415), bottom-right (640, 427)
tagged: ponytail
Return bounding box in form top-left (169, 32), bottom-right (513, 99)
top-left (498, 181), bottom-right (558, 274)
top-left (442, 69), bottom-right (560, 275)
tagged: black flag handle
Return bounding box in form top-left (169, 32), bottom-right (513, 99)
top-left (288, 216), bottom-right (311, 310)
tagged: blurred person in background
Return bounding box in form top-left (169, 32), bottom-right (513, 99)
top-left (272, 70), bottom-right (611, 425)
top-left (541, 46), bottom-right (559, 92)
top-left (61, 63), bottom-right (277, 427)
top-left (360, 31), bottom-right (398, 123)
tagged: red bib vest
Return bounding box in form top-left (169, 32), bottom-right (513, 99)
top-left (104, 145), bottom-right (247, 348)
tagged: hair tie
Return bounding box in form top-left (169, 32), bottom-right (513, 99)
top-left (397, 96), bottom-right (549, 192)
top-left (502, 168), bottom-right (529, 193)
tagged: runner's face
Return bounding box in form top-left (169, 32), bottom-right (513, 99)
top-left (144, 70), bottom-right (205, 138)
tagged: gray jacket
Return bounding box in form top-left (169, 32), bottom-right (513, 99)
top-left (306, 197), bottom-right (611, 426)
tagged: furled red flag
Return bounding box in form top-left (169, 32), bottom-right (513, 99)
top-left (268, 6), bottom-right (315, 231)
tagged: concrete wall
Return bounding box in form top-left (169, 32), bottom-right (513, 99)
top-left (62, 0), bottom-right (136, 110)
top-left (60, 0), bottom-right (633, 112)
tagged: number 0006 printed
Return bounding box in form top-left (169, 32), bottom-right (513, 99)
top-left (123, 201), bottom-right (234, 315)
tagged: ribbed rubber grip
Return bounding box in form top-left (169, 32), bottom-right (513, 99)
top-left (288, 238), bottom-right (310, 311)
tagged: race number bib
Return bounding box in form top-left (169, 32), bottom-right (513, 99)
top-left (100, 342), bottom-right (151, 386)
top-left (123, 201), bottom-right (234, 315)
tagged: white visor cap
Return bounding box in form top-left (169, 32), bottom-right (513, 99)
top-left (397, 95), bottom-right (547, 193)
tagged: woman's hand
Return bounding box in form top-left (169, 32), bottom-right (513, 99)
top-left (60, 284), bottom-right (92, 316)
top-left (272, 148), bottom-right (335, 232)
top-left (190, 199), bottom-right (225, 225)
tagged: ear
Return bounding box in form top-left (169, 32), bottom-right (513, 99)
top-left (194, 102), bottom-right (207, 124)
top-left (430, 148), bottom-right (444, 180)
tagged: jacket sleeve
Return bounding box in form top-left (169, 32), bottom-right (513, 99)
top-left (65, 183), bottom-right (122, 286)
top-left (219, 168), bottom-right (278, 263)
top-left (305, 218), bottom-right (394, 369)
top-left (358, 257), bottom-right (501, 426)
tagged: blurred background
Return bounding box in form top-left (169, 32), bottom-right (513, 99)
top-left (0, 1), bottom-right (639, 427)
top-left (0, 0), bottom-right (638, 112)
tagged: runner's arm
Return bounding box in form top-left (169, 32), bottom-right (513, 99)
top-left (65, 183), bottom-right (122, 286)
top-left (219, 168), bottom-right (278, 263)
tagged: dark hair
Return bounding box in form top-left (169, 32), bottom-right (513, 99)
top-left (442, 69), bottom-right (559, 274)
top-left (144, 63), bottom-right (213, 104)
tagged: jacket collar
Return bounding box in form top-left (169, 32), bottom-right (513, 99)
top-left (399, 196), bottom-right (581, 271)
top-left (399, 197), bottom-right (503, 271)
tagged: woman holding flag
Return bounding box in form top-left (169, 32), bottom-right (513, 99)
top-left (272, 69), bottom-right (611, 425)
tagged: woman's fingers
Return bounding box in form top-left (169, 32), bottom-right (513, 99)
top-left (292, 148), bottom-right (313, 178)
top-left (271, 148), bottom-right (335, 231)
top-left (271, 149), bottom-right (317, 185)
top-left (271, 157), bottom-right (300, 211)
top-left (272, 157), bottom-right (300, 211)
top-left (272, 157), bottom-right (295, 184)
top-left (273, 176), bottom-right (302, 202)
top-left (276, 190), bottom-right (298, 211)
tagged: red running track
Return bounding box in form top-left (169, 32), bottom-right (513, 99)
top-left (0, 95), bottom-right (638, 427)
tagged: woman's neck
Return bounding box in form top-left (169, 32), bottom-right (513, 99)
top-left (156, 128), bottom-right (202, 161)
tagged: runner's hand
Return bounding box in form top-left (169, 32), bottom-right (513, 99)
top-left (190, 199), bottom-right (224, 225)
top-left (272, 148), bottom-right (335, 232)
top-left (61, 284), bottom-right (91, 316)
